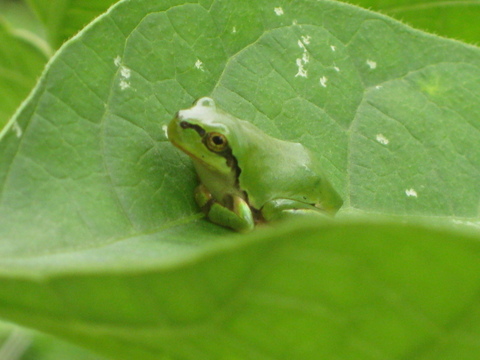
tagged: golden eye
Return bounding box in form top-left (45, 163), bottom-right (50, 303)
top-left (206, 132), bottom-right (228, 152)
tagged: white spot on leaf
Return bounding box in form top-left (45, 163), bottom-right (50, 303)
top-left (292, 19), bottom-right (298, 25)
top-left (117, 63), bottom-right (131, 90)
top-left (375, 85), bottom-right (382, 90)
top-left (320, 76), bottom-right (328, 88)
top-left (274, 7), bottom-right (284, 16)
top-left (295, 59), bottom-right (308, 78)
top-left (405, 189), bottom-right (418, 198)
top-left (114, 56), bottom-right (121, 67)
top-left (367, 60), bottom-right (377, 69)
top-left (333, 66), bottom-right (340, 72)
top-left (232, 26), bottom-right (237, 34)
top-left (297, 40), bottom-right (306, 51)
top-left (295, 35), bottom-right (311, 78)
top-left (120, 65), bottom-right (131, 79)
top-left (376, 134), bottom-right (389, 145)
top-left (301, 52), bottom-right (309, 63)
top-left (12, 121), bottom-right (22, 137)
top-left (162, 125), bottom-right (168, 139)
top-left (119, 80), bottom-right (130, 90)
top-left (330, 45), bottom-right (336, 52)
top-left (301, 35), bottom-right (311, 44)
top-left (195, 59), bottom-right (204, 71)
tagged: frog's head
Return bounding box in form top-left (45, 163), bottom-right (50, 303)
top-left (168, 97), bottom-right (236, 175)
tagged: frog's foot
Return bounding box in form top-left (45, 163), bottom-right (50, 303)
top-left (261, 199), bottom-right (332, 223)
top-left (194, 184), bottom-right (213, 208)
top-left (195, 185), bottom-right (254, 232)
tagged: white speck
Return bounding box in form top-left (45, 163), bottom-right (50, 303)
top-left (301, 51), bottom-right (309, 63)
top-left (119, 80), bottom-right (130, 90)
top-left (162, 125), bottom-right (168, 139)
top-left (301, 35), bottom-right (311, 44)
top-left (295, 58), bottom-right (308, 78)
top-left (295, 35), bottom-right (311, 78)
top-left (117, 63), bottom-right (131, 90)
top-left (405, 188), bottom-right (418, 198)
top-left (120, 65), bottom-right (131, 79)
top-left (274, 7), bottom-right (284, 16)
top-left (292, 19), bottom-right (298, 25)
top-left (297, 39), bottom-right (307, 51)
top-left (195, 59), bottom-right (204, 71)
top-left (320, 76), bottom-right (328, 88)
top-left (367, 60), bottom-right (377, 69)
top-left (114, 56), bottom-right (121, 67)
top-left (333, 66), bottom-right (340, 72)
top-left (375, 85), bottom-right (382, 90)
top-left (232, 26), bottom-right (237, 34)
top-left (376, 134), bottom-right (389, 145)
top-left (12, 121), bottom-right (22, 137)
top-left (330, 45), bottom-right (336, 52)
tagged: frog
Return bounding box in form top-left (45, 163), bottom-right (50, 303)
top-left (167, 97), bottom-right (343, 232)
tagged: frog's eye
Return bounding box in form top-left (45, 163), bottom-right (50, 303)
top-left (206, 132), bottom-right (228, 152)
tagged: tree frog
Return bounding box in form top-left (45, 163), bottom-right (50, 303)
top-left (168, 97), bottom-right (343, 232)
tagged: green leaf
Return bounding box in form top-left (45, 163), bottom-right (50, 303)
top-left (2, 221), bottom-right (480, 360)
top-left (0, 18), bottom-right (48, 129)
top-left (347, 0), bottom-right (480, 45)
top-left (26, 0), bottom-right (120, 49)
top-left (0, 0), bottom-right (480, 358)
top-left (0, 320), bottom-right (107, 360)
top-left (0, 0), bottom-right (45, 37)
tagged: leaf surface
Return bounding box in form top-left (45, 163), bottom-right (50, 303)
top-left (2, 222), bottom-right (480, 359)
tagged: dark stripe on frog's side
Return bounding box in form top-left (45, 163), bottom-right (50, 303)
top-left (213, 148), bottom-right (264, 223)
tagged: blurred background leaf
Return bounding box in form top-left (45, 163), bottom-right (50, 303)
top-left (25, 0), bottom-right (120, 49)
top-left (0, 21), bottom-right (47, 129)
top-left (0, 320), bottom-right (107, 360)
top-left (348, 0), bottom-right (480, 45)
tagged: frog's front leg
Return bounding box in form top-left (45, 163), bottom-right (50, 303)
top-left (261, 199), bottom-right (332, 223)
top-left (195, 185), bottom-right (255, 232)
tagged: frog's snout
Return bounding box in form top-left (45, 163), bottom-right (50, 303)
top-left (175, 110), bottom-right (185, 120)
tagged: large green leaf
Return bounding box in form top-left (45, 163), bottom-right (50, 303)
top-left (2, 221), bottom-right (480, 360)
top-left (0, 0), bottom-right (479, 358)
top-left (348, 0), bottom-right (480, 45)
top-left (26, 0), bottom-right (120, 48)
top-left (0, 18), bottom-right (48, 128)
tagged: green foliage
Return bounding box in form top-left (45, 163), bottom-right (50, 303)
top-left (0, 0), bottom-right (479, 359)
top-left (348, 0), bottom-right (480, 45)
top-left (25, 0), bottom-right (119, 48)
top-left (0, 18), bottom-right (48, 128)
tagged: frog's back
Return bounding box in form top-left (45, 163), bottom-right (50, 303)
top-left (231, 122), bottom-right (342, 213)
